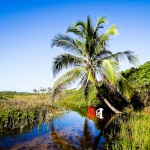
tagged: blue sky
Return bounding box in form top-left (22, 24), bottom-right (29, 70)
top-left (0, 0), bottom-right (150, 92)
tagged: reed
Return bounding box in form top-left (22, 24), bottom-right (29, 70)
top-left (104, 111), bottom-right (150, 150)
top-left (0, 93), bottom-right (61, 135)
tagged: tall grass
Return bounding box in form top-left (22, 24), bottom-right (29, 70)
top-left (104, 112), bottom-right (150, 150)
top-left (0, 93), bottom-right (61, 135)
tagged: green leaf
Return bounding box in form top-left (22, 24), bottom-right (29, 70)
top-left (101, 59), bottom-right (121, 85)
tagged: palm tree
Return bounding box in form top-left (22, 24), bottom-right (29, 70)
top-left (47, 87), bottom-right (52, 93)
top-left (33, 89), bottom-right (37, 94)
top-left (51, 16), bottom-right (138, 113)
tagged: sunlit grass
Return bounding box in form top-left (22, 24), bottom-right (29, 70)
top-left (104, 111), bottom-right (150, 150)
top-left (55, 98), bottom-right (88, 116)
top-left (0, 93), bottom-right (62, 135)
top-left (54, 89), bottom-right (99, 116)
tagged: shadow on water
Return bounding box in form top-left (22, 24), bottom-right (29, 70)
top-left (0, 110), bottom-right (123, 150)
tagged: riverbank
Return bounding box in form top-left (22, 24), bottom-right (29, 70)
top-left (104, 110), bottom-right (150, 150)
top-left (54, 90), bottom-right (150, 149)
top-left (0, 93), bottom-right (63, 135)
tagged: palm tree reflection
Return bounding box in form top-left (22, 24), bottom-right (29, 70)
top-left (79, 118), bottom-right (93, 149)
top-left (49, 114), bottom-right (121, 150)
top-left (50, 118), bottom-right (78, 150)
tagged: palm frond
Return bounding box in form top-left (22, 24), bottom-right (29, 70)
top-left (102, 50), bottom-right (139, 65)
top-left (117, 76), bottom-right (133, 101)
top-left (99, 59), bottom-right (121, 85)
top-left (77, 72), bottom-right (88, 87)
top-left (124, 51), bottom-right (139, 65)
top-left (51, 34), bottom-right (82, 54)
top-left (75, 39), bottom-right (87, 55)
top-left (94, 16), bottom-right (107, 33)
top-left (52, 53), bottom-right (85, 77)
top-left (51, 67), bottom-right (86, 99)
top-left (106, 25), bottom-right (118, 36)
top-left (75, 21), bottom-right (86, 29)
top-left (100, 25), bottom-right (118, 44)
top-left (95, 49), bottom-right (112, 59)
top-left (66, 26), bottom-right (83, 37)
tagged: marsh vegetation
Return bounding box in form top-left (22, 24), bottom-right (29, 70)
top-left (104, 112), bottom-right (150, 150)
top-left (0, 93), bottom-right (62, 136)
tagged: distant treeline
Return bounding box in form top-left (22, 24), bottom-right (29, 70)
top-left (0, 91), bottom-right (31, 100)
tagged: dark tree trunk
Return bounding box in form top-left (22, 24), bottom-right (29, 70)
top-left (95, 84), bottom-right (122, 114)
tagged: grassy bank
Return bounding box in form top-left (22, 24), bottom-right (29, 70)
top-left (104, 111), bottom-right (150, 150)
top-left (0, 93), bottom-right (62, 135)
top-left (54, 88), bottom-right (99, 116)
top-left (123, 61), bottom-right (150, 106)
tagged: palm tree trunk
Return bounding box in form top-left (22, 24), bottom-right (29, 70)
top-left (103, 98), bottom-right (122, 113)
top-left (93, 79), bottom-right (122, 114)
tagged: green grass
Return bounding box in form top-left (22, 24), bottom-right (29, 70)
top-left (54, 89), bottom-right (99, 116)
top-left (0, 93), bottom-right (62, 135)
top-left (0, 91), bottom-right (17, 100)
top-left (104, 111), bottom-right (150, 150)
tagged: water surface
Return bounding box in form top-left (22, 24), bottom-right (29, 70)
top-left (0, 111), bottom-right (108, 150)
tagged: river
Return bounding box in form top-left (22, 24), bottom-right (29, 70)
top-left (0, 110), bottom-right (120, 150)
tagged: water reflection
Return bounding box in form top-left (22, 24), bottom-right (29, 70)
top-left (0, 111), bottom-right (121, 150)
top-left (79, 118), bottom-right (94, 149)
